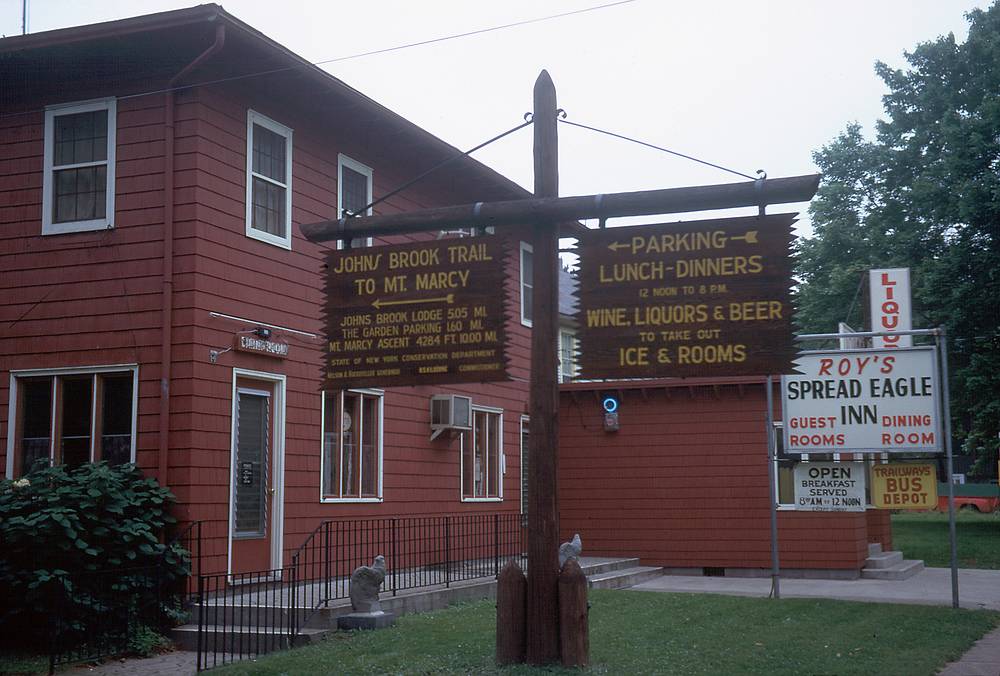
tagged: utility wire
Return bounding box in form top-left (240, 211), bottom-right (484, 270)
top-left (843, 271), bottom-right (867, 328)
top-left (558, 118), bottom-right (760, 181)
top-left (311, 0), bottom-right (638, 66)
top-left (2, 0), bottom-right (638, 120)
top-left (347, 116), bottom-right (535, 218)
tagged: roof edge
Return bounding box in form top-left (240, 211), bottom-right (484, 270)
top-left (0, 4), bottom-right (222, 53)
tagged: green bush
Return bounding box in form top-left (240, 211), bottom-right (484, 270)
top-left (0, 462), bottom-right (190, 650)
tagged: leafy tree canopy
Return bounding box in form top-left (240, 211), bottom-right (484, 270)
top-left (797, 4), bottom-right (1000, 476)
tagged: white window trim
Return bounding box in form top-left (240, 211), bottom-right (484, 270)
top-left (772, 422), bottom-right (797, 511)
top-left (245, 110), bottom-right (293, 249)
top-left (461, 405), bottom-right (504, 503)
top-left (558, 328), bottom-right (578, 382)
top-left (337, 154), bottom-right (374, 249)
top-left (5, 364), bottom-right (138, 478)
top-left (519, 241), bottom-right (533, 327)
top-left (42, 98), bottom-right (117, 235)
top-left (319, 388), bottom-right (384, 503)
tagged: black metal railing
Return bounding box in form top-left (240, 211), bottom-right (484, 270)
top-left (167, 520), bottom-right (203, 601)
top-left (44, 523), bottom-right (198, 673)
top-left (47, 565), bottom-right (171, 673)
top-left (195, 512), bottom-right (525, 671)
top-left (196, 567), bottom-right (298, 672)
top-left (289, 513), bottom-right (526, 630)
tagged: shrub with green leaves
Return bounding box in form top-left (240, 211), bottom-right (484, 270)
top-left (0, 462), bottom-right (190, 650)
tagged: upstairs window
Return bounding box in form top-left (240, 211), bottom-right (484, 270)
top-left (7, 367), bottom-right (137, 478)
top-left (246, 110), bottom-right (293, 248)
top-left (42, 99), bottom-right (116, 235)
top-left (321, 390), bottom-right (383, 501)
top-left (520, 242), bottom-right (533, 326)
top-left (338, 154), bottom-right (373, 249)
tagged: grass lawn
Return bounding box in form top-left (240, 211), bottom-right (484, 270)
top-left (892, 510), bottom-right (1000, 568)
top-left (0, 652), bottom-right (48, 675)
top-left (210, 589), bottom-right (999, 675)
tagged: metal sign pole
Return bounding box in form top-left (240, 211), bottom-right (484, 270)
top-left (766, 376), bottom-right (780, 598)
top-left (937, 329), bottom-right (960, 609)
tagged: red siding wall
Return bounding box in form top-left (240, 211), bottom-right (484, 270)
top-left (1, 73), bottom-right (531, 576)
top-left (0, 93), bottom-right (176, 475)
top-left (558, 381), bottom-right (871, 572)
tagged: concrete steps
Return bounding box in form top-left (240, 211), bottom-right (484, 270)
top-left (861, 543), bottom-right (924, 581)
top-left (588, 565), bottom-right (664, 590)
top-left (172, 556), bottom-right (660, 652)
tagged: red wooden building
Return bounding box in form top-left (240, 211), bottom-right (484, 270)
top-left (558, 378), bottom-right (893, 577)
top-left (1, 5), bottom-right (889, 581)
top-left (0, 5), bottom-right (536, 577)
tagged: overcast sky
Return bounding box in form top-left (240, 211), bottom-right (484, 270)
top-left (2, 0), bottom-right (991, 236)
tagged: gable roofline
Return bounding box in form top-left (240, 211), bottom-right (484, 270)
top-left (0, 4), bottom-right (224, 53)
top-left (1, 3), bottom-right (532, 202)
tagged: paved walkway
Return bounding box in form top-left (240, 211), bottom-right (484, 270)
top-left (73, 567), bottom-right (1000, 675)
top-left (631, 566), bottom-right (1000, 610)
top-left (632, 566), bottom-right (1000, 675)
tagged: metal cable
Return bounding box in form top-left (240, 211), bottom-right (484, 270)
top-left (345, 117), bottom-right (534, 218)
top-left (558, 118), bottom-right (759, 181)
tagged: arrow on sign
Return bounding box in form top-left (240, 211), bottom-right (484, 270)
top-left (607, 241), bottom-right (631, 252)
top-left (373, 294), bottom-right (454, 309)
top-left (730, 230), bottom-right (758, 244)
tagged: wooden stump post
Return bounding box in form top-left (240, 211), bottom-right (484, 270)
top-left (496, 560), bottom-right (527, 664)
top-left (558, 559), bottom-right (589, 668)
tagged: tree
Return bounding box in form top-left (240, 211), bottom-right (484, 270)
top-left (798, 4), bottom-right (1000, 477)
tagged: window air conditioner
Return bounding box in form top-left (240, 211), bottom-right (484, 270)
top-left (430, 394), bottom-right (472, 440)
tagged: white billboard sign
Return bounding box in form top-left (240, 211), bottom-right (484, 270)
top-left (838, 322), bottom-right (866, 350)
top-left (793, 461), bottom-right (867, 511)
top-left (870, 268), bottom-right (912, 348)
top-left (782, 347), bottom-right (940, 453)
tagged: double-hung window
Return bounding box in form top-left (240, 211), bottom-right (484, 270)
top-left (337, 154), bottom-right (373, 249)
top-left (7, 367), bottom-right (137, 478)
top-left (520, 242), bottom-right (533, 326)
top-left (462, 408), bottom-right (503, 501)
top-left (321, 390), bottom-right (383, 501)
top-left (42, 98), bottom-right (116, 235)
top-left (246, 110), bottom-right (293, 248)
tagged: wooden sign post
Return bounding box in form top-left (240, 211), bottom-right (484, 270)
top-left (301, 71), bottom-right (821, 666)
top-left (526, 69), bottom-right (562, 664)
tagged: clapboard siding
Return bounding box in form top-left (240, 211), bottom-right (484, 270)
top-left (147, 83), bottom-right (530, 563)
top-left (558, 382), bottom-right (871, 572)
top-left (0, 90), bottom-right (179, 480)
top-left (2, 24), bottom-right (533, 575)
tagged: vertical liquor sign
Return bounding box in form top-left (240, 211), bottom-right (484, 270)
top-left (870, 268), bottom-right (912, 348)
top-left (575, 213), bottom-right (797, 379)
top-left (322, 237), bottom-right (510, 389)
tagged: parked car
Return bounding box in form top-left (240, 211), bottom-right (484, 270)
top-left (936, 482), bottom-right (1000, 512)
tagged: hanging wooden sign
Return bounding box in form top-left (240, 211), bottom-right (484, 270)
top-left (575, 213), bottom-right (797, 379)
top-left (322, 237), bottom-right (509, 389)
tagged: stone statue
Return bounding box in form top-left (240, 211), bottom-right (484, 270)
top-left (559, 533), bottom-right (582, 569)
top-left (349, 554), bottom-right (386, 613)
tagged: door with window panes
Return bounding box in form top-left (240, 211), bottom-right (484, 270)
top-left (231, 380), bottom-right (277, 574)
